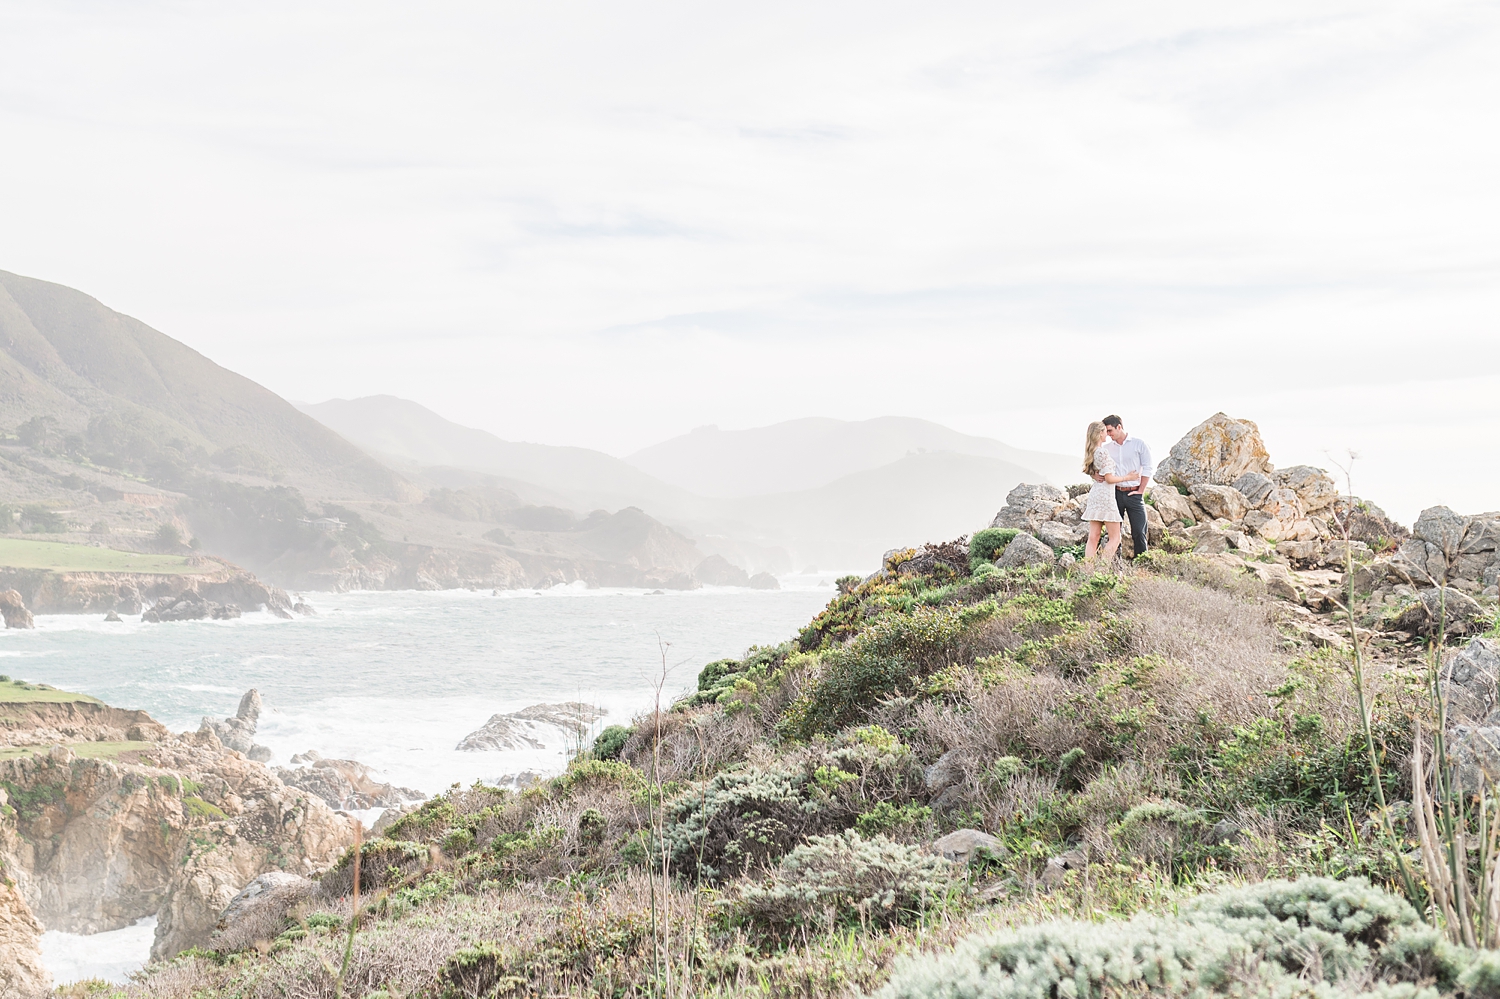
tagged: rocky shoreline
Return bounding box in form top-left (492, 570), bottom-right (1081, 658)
top-left (0, 557), bottom-right (294, 618)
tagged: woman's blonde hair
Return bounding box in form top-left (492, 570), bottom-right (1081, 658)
top-left (1082, 421), bottom-right (1107, 476)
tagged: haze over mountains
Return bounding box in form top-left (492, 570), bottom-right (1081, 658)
top-left (0, 267), bottom-right (1074, 583)
top-left (299, 395), bottom-right (1074, 569)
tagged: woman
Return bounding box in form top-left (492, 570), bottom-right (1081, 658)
top-left (1081, 420), bottom-right (1139, 563)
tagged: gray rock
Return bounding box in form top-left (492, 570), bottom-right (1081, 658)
top-left (213, 872), bottom-right (318, 953)
top-left (931, 828), bottom-right (1006, 863)
top-left (1190, 484), bottom-right (1250, 523)
top-left (1005, 483), bottom-right (1068, 508)
top-left (1206, 819), bottom-right (1242, 846)
top-left (924, 750), bottom-right (963, 793)
top-left (1041, 848), bottom-right (1088, 887)
top-left (1415, 506), bottom-right (1470, 554)
top-left (747, 572), bottom-right (781, 590)
top-left (1462, 517), bottom-right (1500, 555)
top-left (991, 483), bottom-right (1069, 532)
top-left (1441, 637), bottom-right (1500, 724)
top-left (995, 532), bottom-right (1056, 569)
top-left (1189, 526), bottom-right (1230, 554)
top-left (1276, 466), bottom-right (1339, 513)
top-left (1036, 520), bottom-right (1087, 548)
top-left (275, 757), bottom-right (424, 810)
top-left (457, 702), bottom-right (606, 752)
top-left (1277, 540), bottom-right (1321, 562)
top-left (1231, 472), bottom-right (1276, 508)
top-left (1261, 487), bottom-right (1305, 521)
top-left (1450, 726), bottom-right (1500, 793)
top-left (1394, 537), bottom-right (1445, 583)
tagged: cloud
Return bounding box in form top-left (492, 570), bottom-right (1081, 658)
top-left (0, 0), bottom-right (1495, 521)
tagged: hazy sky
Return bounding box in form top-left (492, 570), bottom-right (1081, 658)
top-left (1, 1), bottom-right (1496, 521)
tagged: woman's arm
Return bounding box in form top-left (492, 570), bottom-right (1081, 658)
top-left (1103, 471), bottom-right (1139, 484)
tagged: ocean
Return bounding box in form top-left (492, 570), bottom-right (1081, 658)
top-left (0, 576), bottom-right (839, 983)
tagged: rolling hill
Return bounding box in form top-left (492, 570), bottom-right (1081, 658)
top-left (0, 269), bottom-right (405, 499)
top-left (626, 416), bottom-right (1077, 497)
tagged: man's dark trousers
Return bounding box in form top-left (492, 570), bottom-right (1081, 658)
top-left (1115, 489), bottom-right (1149, 557)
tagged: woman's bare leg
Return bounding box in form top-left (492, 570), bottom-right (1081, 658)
top-left (1102, 522), bottom-right (1122, 562)
top-left (1085, 521), bottom-right (1103, 561)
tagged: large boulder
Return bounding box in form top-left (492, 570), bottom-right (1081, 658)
top-left (931, 828), bottom-right (1006, 863)
top-left (1462, 516), bottom-right (1500, 555)
top-left (0, 589), bottom-right (33, 629)
top-left (995, 532), bottom-right (1056, 569)
top-left (1154, 413), bottom-right (1273, 490)
top-left (212, 872), bottom-right (318, 954)
top-left (1189, 484), bottom-right (1249, 523)
top-left (1036, 520), bottom-right (1087, 548)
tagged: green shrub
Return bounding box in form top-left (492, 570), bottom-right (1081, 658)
top-left (733, 830), bottom-right (964, 932)
top-left (663, 765), bottom-right (813, 881)
top-left (590, 724), bottom-right (632, 761)
top-left (855, 801), bottom-right (933, 837)
top-left (877, 877), bottom-right (1459, 999)
top-left (781, 601), bottom-right (999, 739)
top-left (969, 528), bottom-right (1019, 570)
top-left (321, 839), bottom-right (429, 896)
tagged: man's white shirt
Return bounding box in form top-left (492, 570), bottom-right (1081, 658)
top-left (1105, 435), bottom-right (1154, 487)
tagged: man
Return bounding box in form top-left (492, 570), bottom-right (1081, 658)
top-left (1100, 414), bottom-right (1153, 557)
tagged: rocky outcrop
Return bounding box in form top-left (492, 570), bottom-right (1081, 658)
top-left (142, 590), bottom-right (243, 623)
top-left (0, 589), bottom-right (33, 629)
top-left (275, 753), bottom-right (424, 811)
top-left (456, 702), bottom-right (606, 752)
top-left (693, 555), bottom-right (750, 586)
top-left (748, 572), bottom-right (781, 590)
top-left (199, 689), bottom-right (272, 762)
top-left (0, 697), bottom-right (354, 969)
top-left (0, 559), bottom-right (292, 616)
top-left (0, 698), bottom-right (168, 747)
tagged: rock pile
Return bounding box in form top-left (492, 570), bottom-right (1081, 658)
top-left (274, 752), bottom-right (424, 811)
top-left (200, 689), bottom-right (273, 762)
top-left (990, 482), bottom-right (1168, 551)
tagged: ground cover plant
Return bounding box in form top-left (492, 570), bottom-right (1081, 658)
top-left (105, 535), bottom-right (1494, 999)
top-left (0, 538), bottom-right (200, 573)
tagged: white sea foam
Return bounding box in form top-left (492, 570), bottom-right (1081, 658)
top-left (41, 916), bottom-right (156, 984)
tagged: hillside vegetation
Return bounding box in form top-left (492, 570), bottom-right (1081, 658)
top-left (107, 523), bottom-right (1486, 999)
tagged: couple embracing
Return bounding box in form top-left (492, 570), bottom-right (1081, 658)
top-left (1081, 415), bottom-right (1153, 563)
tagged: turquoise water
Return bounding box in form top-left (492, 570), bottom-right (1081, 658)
top-left (0, 579), bottom-right (835, 795)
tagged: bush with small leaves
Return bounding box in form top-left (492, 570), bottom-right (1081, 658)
top-left (877, 877), bottom-right (1474, 999)
top-left (732, 830), bottom-right (964, 932)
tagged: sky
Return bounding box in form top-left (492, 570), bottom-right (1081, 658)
top-left (0, 1), bottom-right (1496, 522)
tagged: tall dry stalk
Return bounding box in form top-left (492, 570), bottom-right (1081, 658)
top-left (1327, 452), bottom-right (1418, 902)
top-left (332, 817), bottom-right (362, 999)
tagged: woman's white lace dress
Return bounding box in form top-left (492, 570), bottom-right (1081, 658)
top-left (1082, 446), bottom-right (1125, 523)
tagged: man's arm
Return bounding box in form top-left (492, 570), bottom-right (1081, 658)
top-left (1131, 440), bottom-right (1154, 495)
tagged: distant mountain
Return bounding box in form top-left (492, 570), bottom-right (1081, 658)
top-left (0, 270), bottom-right (404, 498)
top-left (625, 417), bottom-right (1077, 497)
top-left (298, 396), bottom-right (700, 516)
top-left (721, 451), bottom-right (1047, 568)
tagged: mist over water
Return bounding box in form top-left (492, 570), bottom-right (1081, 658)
top-left (0, 580), bottom-right (837, 796)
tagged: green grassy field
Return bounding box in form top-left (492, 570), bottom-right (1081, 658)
top-left (0, 678), bottom-right (101, 704)
top-left (0, 740), bottom-right (154, 762)
top-left (0, 537), bottom-right (199, 574)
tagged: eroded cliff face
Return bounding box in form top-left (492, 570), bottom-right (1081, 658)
top-left (0, 715), bottom-right (355, 989)
top-left (0, 700), bottom-right (169, 748)
top-left (0, 559), bottom-right (292, 616)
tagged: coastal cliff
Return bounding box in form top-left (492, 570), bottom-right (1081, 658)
top-left (0, 557), bottom-right (292, 616)
top-left (0, 684), bottom-right (354, 992)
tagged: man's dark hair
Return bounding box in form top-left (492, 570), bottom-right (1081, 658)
top-left (1102, 414), bottom-right (1123, 428)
